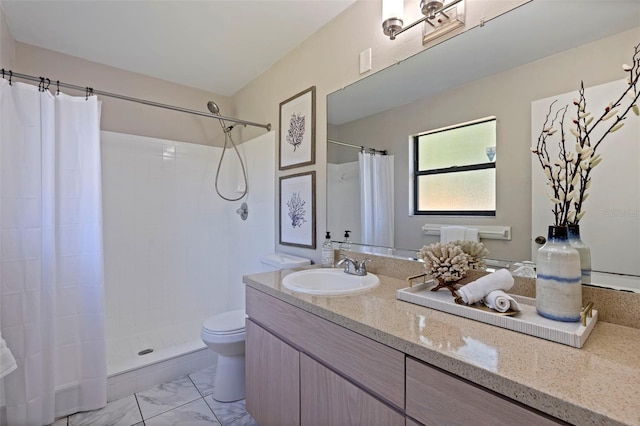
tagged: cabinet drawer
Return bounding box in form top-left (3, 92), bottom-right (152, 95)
top-left (406, 357), bottom-right (563, 426)
top-left (247, 287), bottom-right (405, 409)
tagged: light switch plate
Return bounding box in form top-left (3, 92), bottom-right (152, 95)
top-left (359, 48), bottom-right (372, 74)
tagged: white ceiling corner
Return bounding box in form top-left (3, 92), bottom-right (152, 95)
top-left (0, 0), bottom-right (356, 96)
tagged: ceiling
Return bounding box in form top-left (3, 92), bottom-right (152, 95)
top-left (0, 0), bottom-right (355, 96)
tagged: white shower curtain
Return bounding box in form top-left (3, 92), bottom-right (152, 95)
top-left (0, 79), bottom-right (106, 425)
top-left (358, 152), bottom-right (394, 247)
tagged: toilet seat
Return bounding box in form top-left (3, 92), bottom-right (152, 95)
top-left (202, 309), bottom-right (246, 335)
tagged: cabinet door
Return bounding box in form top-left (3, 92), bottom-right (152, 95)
top-left (406, 357), bottom-right (563, 426)
top-left (246, 320), bottom-right (300, 426)
top-left (300, 353), bottom-right (404, 426)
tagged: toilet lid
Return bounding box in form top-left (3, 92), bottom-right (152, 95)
top-left (203, 309), bottom-right (246, 334)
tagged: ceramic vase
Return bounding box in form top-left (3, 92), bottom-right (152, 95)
top-left (567, 225), bottom-right (591, 284)
top-left (567, 224), bottom-right (591, 285)
top-left (535, 225), bottom-right (582, 322)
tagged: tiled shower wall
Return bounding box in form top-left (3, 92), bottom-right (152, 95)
top-left (327, 161), bottom-right (361, 243)
top-left (101, 131), bottom-right (275, 374)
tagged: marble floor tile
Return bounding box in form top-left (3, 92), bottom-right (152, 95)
top-left (136, 376), bottom-right (202, 420)
top-left (227, 413), bottom-right (258, 426)
top-left (68, 395), bottom-right (142, 426)
top-left (204, 396), bottom-right (247, 425)
top-left (189, 365), bottom-right (217, 396)
top-left (144, 398), bottom-right (221, 425)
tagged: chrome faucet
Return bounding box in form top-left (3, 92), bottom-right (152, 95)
top-left (335, 255), bottom-right (370, 276)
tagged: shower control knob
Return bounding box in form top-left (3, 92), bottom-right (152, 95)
top-left (236, 202), bottom-right (248, 221)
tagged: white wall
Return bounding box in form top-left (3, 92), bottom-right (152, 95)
top-left (225, 131), bottom-right (276, 310)
top-left (0, 6), bottom-right (15, 68)
top-left (101, 130), bottom-right (275, 368)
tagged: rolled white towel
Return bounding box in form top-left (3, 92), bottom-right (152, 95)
top-left (0, 335), bottom-right (17, 379)
top-left (483, 290), bottom-right (521, 313)
top-left (456, 269), bottom-right (514, 304)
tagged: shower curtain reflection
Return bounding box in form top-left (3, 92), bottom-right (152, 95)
top-left (359, 152), bottom-right (394, 247)
top-left (0, 79), bottom-right (106, 424)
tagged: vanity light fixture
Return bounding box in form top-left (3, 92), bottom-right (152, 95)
top-left (382, 0), bottom-right (466, 44)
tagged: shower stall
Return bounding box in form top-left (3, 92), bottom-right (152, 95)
top-left (100, 130), bottom-right (275, 402)
top-left (0, 70), bottom-right (276, 422)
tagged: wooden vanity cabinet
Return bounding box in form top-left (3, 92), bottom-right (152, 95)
top-left (406, 357), bottom-right (564, 426)
top-left (246, 287), bottom-right (405, 425)
top-left (246, 286), bottom-right (565, 426)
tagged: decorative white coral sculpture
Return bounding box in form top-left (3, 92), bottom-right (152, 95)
top-left (454, 240), bottom-right (489, 271)
top-left (419, 242), bottom-right (470, 284)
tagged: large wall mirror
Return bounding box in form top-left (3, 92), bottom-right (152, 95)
top-left (326, 1), bottom-right (640, 292)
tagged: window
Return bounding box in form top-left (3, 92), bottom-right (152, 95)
top-left (412, 117), bottom-right (496, 216)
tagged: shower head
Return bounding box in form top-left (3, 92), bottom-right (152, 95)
top-left (207, 101), bottom-right (220, 115)
top-left (207, 100), bottom-right (236, 133)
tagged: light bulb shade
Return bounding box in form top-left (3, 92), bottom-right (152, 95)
top-left (382, 0), bottom-right (404, 22)
top-left (382, 0), bottom-right (404, 38)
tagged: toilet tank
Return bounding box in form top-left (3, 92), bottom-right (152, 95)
top-left (259, 253), bottom-right (311, 272)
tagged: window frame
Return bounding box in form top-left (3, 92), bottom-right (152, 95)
top-left (412, 116), bottom-right (497, 217)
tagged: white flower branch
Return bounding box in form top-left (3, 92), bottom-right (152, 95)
top-left (532, 43), bottom-right (640, 226)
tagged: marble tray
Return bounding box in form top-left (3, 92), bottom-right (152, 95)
top-left (397, 281), bottom-right (598, 348)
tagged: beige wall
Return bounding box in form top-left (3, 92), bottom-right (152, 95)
top-left (0, 6), bottom-right (15, 69)
top-left (331, 27), bottom-right (640, 261)
top-left (14, 43), bottom-right (231, 147)
top-left (232, 0), bottom-right (526, 262)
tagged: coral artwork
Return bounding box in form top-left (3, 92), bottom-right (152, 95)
top-left (287, 192), bottom-right (307, 228)
top-left (286, 113), bottom-right (306, 151)
top-left (454, 240), bottom-right (489, 271)
top-left (419, 242), bottom-right (470, 297)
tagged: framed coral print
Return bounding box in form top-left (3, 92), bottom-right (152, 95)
top-left (279, 86), bottom-right (316, 170)
top-left (279, 171), bottom-right (316, 249)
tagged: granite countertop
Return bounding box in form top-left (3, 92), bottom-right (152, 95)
top-left (243, 269), bottom-right (640, 426)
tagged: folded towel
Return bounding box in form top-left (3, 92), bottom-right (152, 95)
top-left (483, 290), bottom-right (521, 313)
top-left (0, 335), bottom-right (17, 380)
top-left (441, 226), bottom-right (466, 243)
top-left (456, 269), bottom-right (514, 304)
top-left (441, 226), bottom-right (480, 243)
top-left (464, 227), bottom-right (479, 242)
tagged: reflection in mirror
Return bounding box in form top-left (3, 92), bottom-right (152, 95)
top-left (326, 1), bottom-right (640, 292)
top-left (327, 139), bottom-right (394, 247)
top-left (413, 117), bottom-right (496, 216)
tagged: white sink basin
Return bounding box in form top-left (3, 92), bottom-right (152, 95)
top-left (282, 268), bottom-right (380, 296)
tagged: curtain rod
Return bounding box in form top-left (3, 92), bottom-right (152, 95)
top-left (327, 139), bottom-right (387, 155)
top-left (0, 69), bottom-right (271, 132)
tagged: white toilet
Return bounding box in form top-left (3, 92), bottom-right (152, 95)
top-left (200, 252), bottom-right (310, 402)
